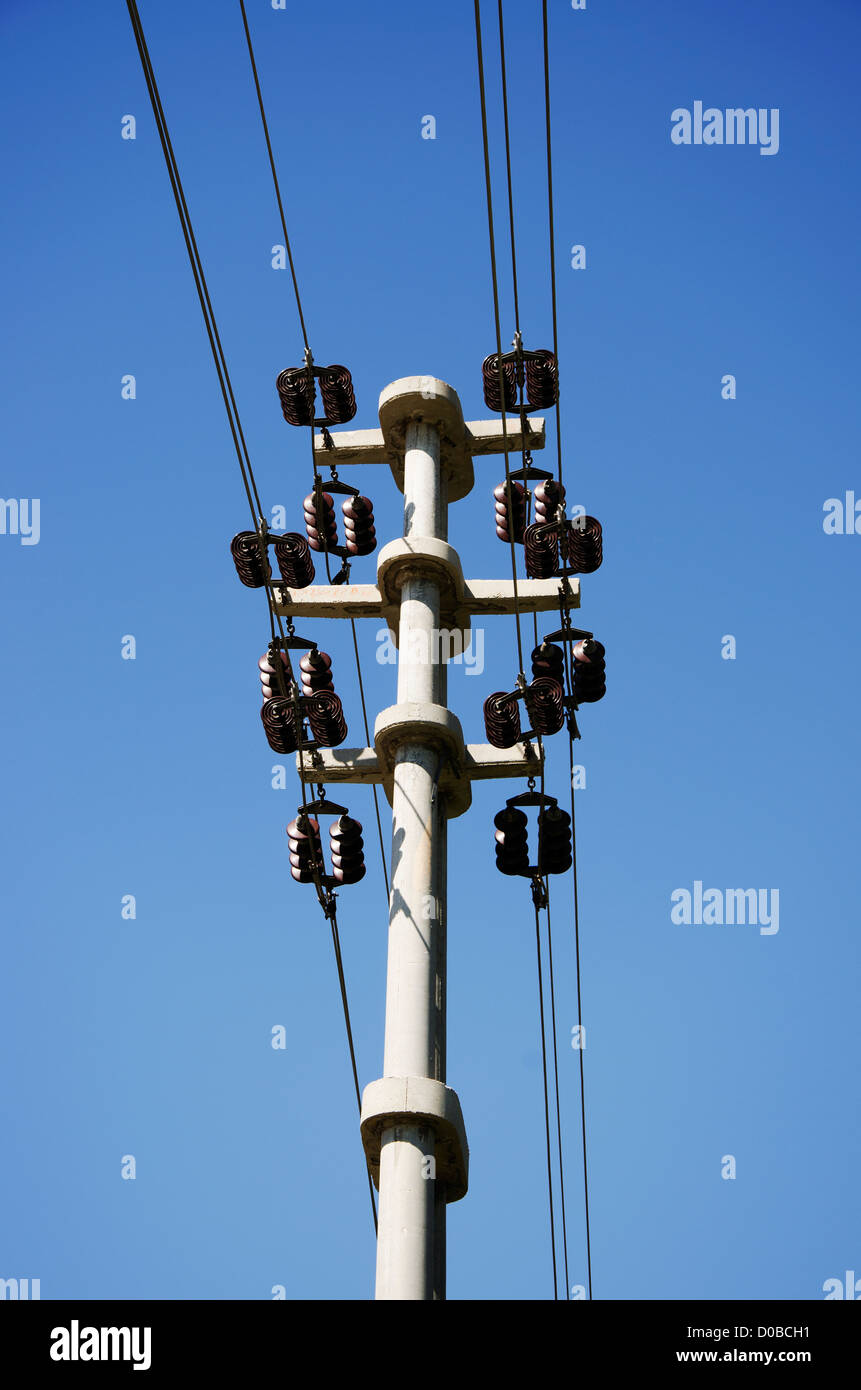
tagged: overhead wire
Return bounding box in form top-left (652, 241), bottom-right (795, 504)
top-left (541, 0), bottom-right (593, 1298)
top-left (238, 0), bottom-right (390, 903)
top-left (127, 0), bottom-right (377, 1233)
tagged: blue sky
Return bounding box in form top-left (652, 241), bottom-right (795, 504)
top-left (1, 0), bottom-right (859, 1300)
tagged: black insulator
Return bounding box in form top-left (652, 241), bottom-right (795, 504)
top-left (494, 481), bottom-right (527, 544)
top-left (286, 814), bottom-right (323, 885)
top-left (329, 815), bottom-right (366, 885)
top-left (299, 649), bottom-right (334, 698)
top-left (306, 689), bottom-right (348, 748)
top-left (303, 491), bottom-right (338, 553)
top-left (341, 494), bottom-right (377, 556)
top-left (524, 522), bottom-right (559, 578)
top-left (482, 353), bottom-right (517, 412)
top-left (493, 806), bottom-right (530, 876)
top-left (531, 642), bottom-right (565, 684)
top-left (483, 691), bottom-right (522, 749)
top-left (259, 649), bottom-right (291, 701)
top-left (533, 479), bottom-right (566, 527)
top-left (276, 367), bottom-right (316, 427)
top-left (571, 639), bottom-right (606, 704)
top-left (566, 515), bottom-right (603, 574)
top-left (526, 676), bottom-right (566, 737)
top-left (524, 350), bottom-right (559, 409)
top-left (536, 805), bottom-right (572, 875)
top-left (230, 530), bottom-right (271, 588)
top-left (272, 532), bottom-right (315, 588)
top-left (317, 365), bottom-right (357, 425)
top-left (261, 696), bottom-right (299, 755)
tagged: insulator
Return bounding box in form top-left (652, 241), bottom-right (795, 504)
top-left (303, 491), bottom-right (338, 552)
top-left (260, 696), bottom-right (299, 755)
top-left (566, 515), bottom-right (603, 574)
top-left (536, 805), bottom-right (572, 875)
top-left (493, 806), bottom-right (530, 876)
top-left (286, 815), bottom-right (323, 885)
top-left (524, 350), bottom-right (559, 409)
top-left (276, 367), bottom-right (316, 427)
top-left (531, 642), bottom-right (565, 684)
top-left (299, 649), bottom-right (334, 698)
top-left (526, 676), bottom-right (565, 737)
top-left (306, 689), bottom-right (348, 748)
top-left (329, 815), bottom-right (366, 885)
top-left (494, 481), bottom-right (527, 544)
top-left (341, 494), bottom-right (377, 556)
top-left (533, 479), bottom-right (566, 527)
top-left (483, 691), bottom-right (522, 749)
top-left (272, 532), bottom-right (315, 588)
top-left (317, 365), bottom-right (357, 425)
top-left (482, 353), bottom-right (517, 412)
top-left (259, 649), bottom-right (291, 701)
top-left (230, 531), bottom-right (271, 588)
top-left (524, 522), bottom-right (559, 578)
top-left (572, 639), bottom-right (606, 704)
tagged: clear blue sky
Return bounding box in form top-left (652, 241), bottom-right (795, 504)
top-left (2, 0), bottom-right (859, 1300)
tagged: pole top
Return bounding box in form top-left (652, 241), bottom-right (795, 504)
top-left (378, 376), bottom-right (475, 501)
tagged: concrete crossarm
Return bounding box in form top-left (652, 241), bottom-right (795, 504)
top-left (272, 574), bottom-right (580, 634)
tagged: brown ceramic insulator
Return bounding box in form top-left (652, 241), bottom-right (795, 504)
top-left (483, 691), bottom-right (522, 749)
top-left (524, 350), bottom-right (559, 409)
top-left (305, 690), bottom-right (348, 748)
top-left (260, 696), bottom-right (299, 755)
top-left (532, 478), bottom-right (566, 526)
top-left (299, 650), bottom-right (334, 698)
top-left (272, 532), bottom-right (315, 588)
top-left (276, 367), bottom-right (315, 426)
top-left (230, 531), bottom-right (271, 588)
top-left (493, 480), bottom-right (527, 543)
top-left (329, 815), bottom-right (366, 885)
top-left (493, 806), bottom-right (530, 876)
top-left (286, 815), bottom-right (323, 884)
top-left (536, 805), bottom-right (572, 875)
top-left (317, 365), bottom-right (357, 425)
top-left (525, 676), bottom-right (566, 737)
top-left (530, 642), bottom-right (565, 684)
top-left (524, 522), bottom-right (559, 578)
top-left (482, 353), bottom-right (517, 412)
top-left (341, 494), bottom-right (377, 556)
top-left (258, 649), bottom-right (291, 701)
top-left (566, 515), bottom-right (603, 574)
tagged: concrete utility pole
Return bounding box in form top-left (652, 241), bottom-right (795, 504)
top-left (274, 378), bottom-right (579, 1300)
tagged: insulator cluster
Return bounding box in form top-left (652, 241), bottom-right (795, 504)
top-left (571, 639), bottom-right (606, 704)
top-left (524, 521), bottom-right (559, 578)
top-left (481, 348), bottom-right (559, 413)
top-left (329, 815), bottom-right (365, 885)
top-left (536, 806), bottom-right (572, 875)
top-left (524, 676), bottom-right (565, 737)
top-left (493, 480), bottom-right (526, 543)
top-left (492, 803), bottom-right (572, 878)
top-left (483, 676), bottom-right (566, 747)
top-left (566, 515), bottom-right (603, 574)
top-left (230, 530), bottom-right (315, 590)
top-left (286, 814), bottom-right (323, 884)
top-left (494, 806), bottom-right (529, 876)
top-left (261, 696), bottom-right (299, 755)
top-left (341, 494), bottom-right (376, 556)
top-left (276, 363), bottom-right (357, 428)
top-left (306, 690), bottom-right (348, 747)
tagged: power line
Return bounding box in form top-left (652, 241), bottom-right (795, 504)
top-left (126, 0), bottom-right (376, 1234)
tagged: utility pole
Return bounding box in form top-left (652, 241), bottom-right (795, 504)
top-left (274, 377), bottom-right (580, 1300)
